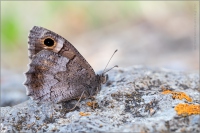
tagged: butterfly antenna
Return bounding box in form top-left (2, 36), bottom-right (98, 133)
top-left (103, 49), bottom-right (118, 73)
top-left (103, 65), bottom-right (118, 74)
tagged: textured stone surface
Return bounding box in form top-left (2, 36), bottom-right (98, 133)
top-left (1, 66), bottom-right (199, 132)
top-left (1, 69), bottom-right (28, 107)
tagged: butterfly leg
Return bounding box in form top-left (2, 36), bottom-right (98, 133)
top-left (82, 84), bottom-right (99, 109)
top-left (67, 90), bottom-right (85, 111)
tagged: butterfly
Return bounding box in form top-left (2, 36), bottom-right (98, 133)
top-left (24, 26), bottom-right (110, 104)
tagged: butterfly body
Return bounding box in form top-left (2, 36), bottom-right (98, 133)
top-left (24, 26), bottom-right (107, 103)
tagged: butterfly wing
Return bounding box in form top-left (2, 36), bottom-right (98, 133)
top-left (24, 26), bottom-right (101, 103)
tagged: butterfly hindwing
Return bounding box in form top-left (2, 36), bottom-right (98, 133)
top-left (25, 26), bottom-right (101, 103)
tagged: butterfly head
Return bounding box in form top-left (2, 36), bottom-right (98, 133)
top-left (100, 73), bottom-right (108, 84)
top-left (92, 73), bottom-right (108, 96)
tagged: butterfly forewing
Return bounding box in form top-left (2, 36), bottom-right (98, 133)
top-left (25, 26), bottom-right (103, 103)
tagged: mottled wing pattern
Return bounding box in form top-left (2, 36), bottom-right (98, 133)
top-left (24, 26), bottom-right (102, 103)
top-left (25, 50), bottom-right (69, 103)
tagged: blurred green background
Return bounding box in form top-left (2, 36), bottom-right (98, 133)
top-left (1, 1), bottom-right (199, 73)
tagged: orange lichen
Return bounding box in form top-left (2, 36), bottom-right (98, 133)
top-left (162, 90), bottom-right (172, 94)
top-left (87, 102), bottom-right (93, 107)
top-left (162, 90), bottom-right (192, 102)
top-left (175, 103), bottom-right (200, 116)
top-left (86, 101), bottom-right (98, 109)
top-left (79, 112), bottom-right (90, 116)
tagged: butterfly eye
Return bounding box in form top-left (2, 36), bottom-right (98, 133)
top-left (44, 38), bottom-right (54, 47)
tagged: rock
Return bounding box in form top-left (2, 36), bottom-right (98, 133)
top-left (1, 66), bottom-right (199, 132)
top-left (1, 69), bottom-right (29, 107)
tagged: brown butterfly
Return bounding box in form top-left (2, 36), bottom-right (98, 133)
top-left (24, 26), bottom-right (114, 103)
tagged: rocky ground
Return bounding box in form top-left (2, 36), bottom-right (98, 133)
top-left (1, 69), bottom-right (29, 107)
top-left (1, 66), bottom-right (200, 132)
